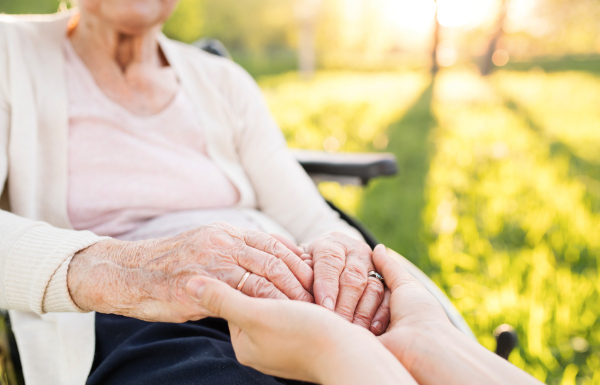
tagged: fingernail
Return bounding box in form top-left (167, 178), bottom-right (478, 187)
top-left (322, 297), bottom-right (334, 311)
top-left (187, 278), bottom-right (205, 300)
top-left (375, 244), bottom-right (388, 256)
top-left (371, 321), bottom-right (382, 333)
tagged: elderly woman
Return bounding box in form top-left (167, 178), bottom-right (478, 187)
top-left (0, 0), bottom-right (391, 384)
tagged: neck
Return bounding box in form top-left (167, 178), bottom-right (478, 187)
top-left (69, 12), bottom-right (164, 71)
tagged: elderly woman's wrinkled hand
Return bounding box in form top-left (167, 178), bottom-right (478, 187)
top-left (308, 233), bottom-right (391, 335)
top-left (67, 222), bottom-right (314, 322)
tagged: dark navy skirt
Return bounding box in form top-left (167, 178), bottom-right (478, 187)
top-left (88, 313), bottom-right (310, 385)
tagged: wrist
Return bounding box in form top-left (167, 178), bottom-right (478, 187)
top-left (382, 321), bottom-right (459, 373)
top-left (313, 326), bottom-right (407, 385)
top-left (67, 238), bottom-right (136, 312)
top-left (313, 324), bottom-right (394, 385)
top-left (313, 328), bottom-right (375, 384)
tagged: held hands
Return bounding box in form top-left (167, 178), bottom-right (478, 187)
top-left (187, 275), bottom-right (412, 385)
top-left (188, 244), bottom-right (542, 385)
top-left (68, 222), bottom-right (389, 333)
top-left (188, 276), bottom-right (359, 383)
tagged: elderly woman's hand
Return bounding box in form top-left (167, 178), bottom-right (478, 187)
top-left (187, 276), bottom-right (415, 385)
top-left (308, 232), bottom-right (390, 335)
top-left (67, 222), bottom-right (314, 322)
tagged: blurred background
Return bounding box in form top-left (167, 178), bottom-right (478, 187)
top-left (2, 0), bottom-right (600, 383)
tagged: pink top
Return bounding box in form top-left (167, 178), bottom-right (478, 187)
top-left (64, 40), bottom-right (241, 238)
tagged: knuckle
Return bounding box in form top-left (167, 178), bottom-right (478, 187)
top-left (352, 312), bottom-right (372, 327)
top-left (250, 277), bottom-right (281, 299)
top-left (313, 244), bottom-right (345, 261)
top-left (314, 272), bottom-right (343, 292)
top-left (264, 257), bottom-right (287, 280)
top-left (357, 242), bottom-right (372, 254)
top-left (340, 264), bottom-right (368, 289)
top-left (335, 307), bottom-right (355, 322)
top-left (315, 255), bottom-right (345, 273)
top-left (378, 299), bottom-right (391, 315)
top-left (368, 280), bottom-right (385, 297)
top-left (260, 235), bottom-right (280, 253)
top-left (207, 222), bottom-right (233, 236)
top-left (244, 230), bottom-right (276, 250)
top-left (289, 286), bottom-right (312, 302)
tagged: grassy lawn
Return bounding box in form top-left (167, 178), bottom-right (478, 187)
top-left (259, 66), bottom-right (600, 384)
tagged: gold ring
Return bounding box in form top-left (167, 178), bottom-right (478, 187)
top-left (236, 271), bottom-right (251, 291)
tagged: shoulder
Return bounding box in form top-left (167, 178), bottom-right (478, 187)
top-left (0, 12), bottom-right (71, 103)
top-left (163, 37), bottom-right (260, 97)
top-left (0, 12), bottom-right (71, 39)
top-left (171, 38), bottom-right (255, 84)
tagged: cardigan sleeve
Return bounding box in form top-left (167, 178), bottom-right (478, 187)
top-left (0, 211), bottom-right (104, 314)
top-left (228, 66), bottom-right (363, 245)
top-left (0, 97), bottom-right (104, 315)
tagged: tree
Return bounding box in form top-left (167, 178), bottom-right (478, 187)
top-left (480, 0), bottom-right (508, 76)
top-left (430, 0), bottom-right (441, 76)
top-left (294, 0), bottom-right (322, 79)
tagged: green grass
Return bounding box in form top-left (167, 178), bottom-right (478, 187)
top-left (502, 55), bottom-right (600, 75)
top-left (259, 66), bottom-right (600, 384)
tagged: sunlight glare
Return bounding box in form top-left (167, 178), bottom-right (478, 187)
top-left (437, 0), bottom-right (497, 28)
top-left (437, 40), bottom-right (457, 67)
top-left (382, 0), bottom-right (436, 33)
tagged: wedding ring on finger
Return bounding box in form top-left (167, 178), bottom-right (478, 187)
top-left (237, 271), bottom-right (251, 291)
top-left (368, 271), bottom-right (384, 283)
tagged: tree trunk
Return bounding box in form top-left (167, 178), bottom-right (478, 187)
top-left (430, 0), bottom-right (441, 76)
top-left (480, 0), bottom-right (508, 76)
top-left (295, 0), bottom-right (322, 80)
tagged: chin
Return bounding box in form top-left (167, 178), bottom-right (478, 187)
top-left (86, 0), bottom-right (179, 34)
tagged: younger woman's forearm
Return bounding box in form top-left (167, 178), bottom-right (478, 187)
top-left (390, 325), bottom-right (542, 385)
top-left (317, 334), bottom-right (417, 385)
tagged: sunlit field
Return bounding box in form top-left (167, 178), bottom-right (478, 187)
top-left (260, 67), bottom-right (600, 384)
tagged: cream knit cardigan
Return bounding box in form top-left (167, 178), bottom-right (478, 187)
top-left (0, 11), bottom-right (361, 385)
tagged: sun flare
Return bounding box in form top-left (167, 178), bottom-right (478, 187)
top-left (437, 0), bottom-right (497, 28)
top-left (381, 0), bottom-right (437, 33)
top-left (369, 0), bottom-right (498, 32)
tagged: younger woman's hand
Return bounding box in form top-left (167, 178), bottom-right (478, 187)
top-left (372, 244), bottom-right (450, 334)
top-left (188, 276), bottom-right (416, 385)
top-left (371, 245), bottom-right (543, 385)
top-left (371, 244), bottom-right (451, 366)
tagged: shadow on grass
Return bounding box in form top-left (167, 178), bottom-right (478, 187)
top-left (503, 97), bottom-right (600, 213)
top-left (499, 54), bottom-right (600, 74)
top-left (358, 79), bottom-right (435, 269)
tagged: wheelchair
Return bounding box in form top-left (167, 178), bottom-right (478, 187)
top-left (0, 39), bottom-right (517, 385)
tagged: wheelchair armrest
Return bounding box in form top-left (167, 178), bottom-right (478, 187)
top-left (291, 150), bottom-right (398, 185)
